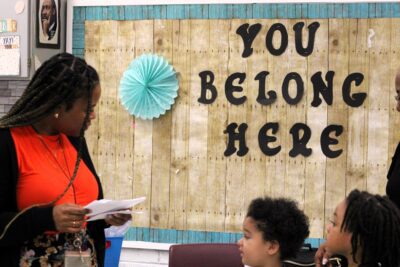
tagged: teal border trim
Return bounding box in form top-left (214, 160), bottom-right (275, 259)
top-left (72, 2), bottom-right (400, 57)
top-left (73, 2), bottom-right (394, 243)
top-left (123, 227), bottom-right (324, 248)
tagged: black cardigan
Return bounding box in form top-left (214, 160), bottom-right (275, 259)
top-left (0, 128), bottom-right (107, 266)
top-left (387, 142), bottom-right (400, 209)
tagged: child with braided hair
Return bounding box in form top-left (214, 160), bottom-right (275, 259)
top-left (0, 53), bottom-right (131, 266)
top-left (317, 189), bottom-right (400, 267)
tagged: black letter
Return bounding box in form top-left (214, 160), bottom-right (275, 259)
top-left (289, 123), bottom-right (312, 157)
top-left (311, 71), bottom-right (334, 107)
top-left (258, 122), bottom-right (281, 156)
top-left (236, 23), bottom-right (262, 58)
top-left (198, 71), bottom-right (217, 104)
top-left (255, 71), bottom-right (277, 105)
top-left (293, 21), bottom-right (320, 57)
top-left (224, 123), bottom-right (249, 157)
top-left (282, 72), bottom-right (304, 105)
top-left (320, 124), bottom-right (343, 158)
top-left (342, 72), bottom-right (366, 107)
top-left (225, 72), bottom-right (247, 105)
top-left (266, 23), bottom-right (288, 56)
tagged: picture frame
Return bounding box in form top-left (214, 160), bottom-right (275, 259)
top-left (36, 0), bottom-right (60, 49)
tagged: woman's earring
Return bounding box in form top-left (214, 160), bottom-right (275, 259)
top-left (54, 113), bottom-right (59, 119)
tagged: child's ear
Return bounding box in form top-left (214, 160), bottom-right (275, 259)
top-left (266, 240), bottom-right (280, 256)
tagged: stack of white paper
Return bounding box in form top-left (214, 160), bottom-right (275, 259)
top-left (85, 196), bottom-right (146, 221)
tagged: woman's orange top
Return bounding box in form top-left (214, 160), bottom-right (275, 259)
top-left (11, 126), bottom-right (99, 210)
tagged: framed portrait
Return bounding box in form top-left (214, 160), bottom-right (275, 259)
top-left (36, 0), bottom-right (60, 48)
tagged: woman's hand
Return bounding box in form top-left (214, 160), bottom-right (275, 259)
top-left (53, 204), bottom-right (89, 233)
top-left (315, 242), bottom-right (331, 267)
top-left (105, 213), bottom-right (132, 226)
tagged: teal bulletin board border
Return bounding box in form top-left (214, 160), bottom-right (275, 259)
top-left (72, 2), bottom-right (396, 245)
top-left (72, 3), bottom-right (400, 57)
top-left (125, 227), bottom-right (325, 248)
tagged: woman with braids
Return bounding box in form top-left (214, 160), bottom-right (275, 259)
top-left (0, 53), bottom-right (131, 266)
top-left (316, 189), bottom-right (400, 267)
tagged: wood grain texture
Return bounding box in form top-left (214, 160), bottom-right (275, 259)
top-left (283, 19), bottom-right (306, 209)
top-left (84, 21), bottom-right (101, 168)
top-left (186, 19), bottom-right (209, 231)
top-left (346, 19), bottom-right (368, 193)
top-left (324, 18), bottom-right (349, 235)
top-left (264, 19), bottom-right (288, 201)
top-left (151, 19), bottom-right (173, 229)
top-left (131, 20), bottom-right (154, 228)
top-left (115, 21), bottom-right (135, 201)
top-left (243, 19), bottom-right (268, 217)
top-left (367, 19), bottom-right (391, 194)
top-left (205, 20), bottom-right (230, 232)
top-left (304, 19), bottom-right (328, 238)
top-left (224, 19), bottom-right (247, 232)
top-left (84, 18), bottom-right (397, 237)
top-left (169, 19), bottom-right (191, 230)
top-left (97, 20), bottom-right (119, 195)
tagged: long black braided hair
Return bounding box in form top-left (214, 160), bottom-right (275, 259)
top-left (0, 53), bottom-right (99, 239)
top-left (341, 189), bottom-right (400, 267)
top-left (0, 52), bottom-right (98, 127)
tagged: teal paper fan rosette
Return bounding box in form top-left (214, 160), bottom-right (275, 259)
top-left (119, 54), bottom-right (179, 119)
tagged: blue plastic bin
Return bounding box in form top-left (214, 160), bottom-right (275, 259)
top-left (104, 236), bottom-right (123, 267)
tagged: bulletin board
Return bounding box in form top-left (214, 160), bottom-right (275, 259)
top-left (0, 0), bottom-right (30, 78)
top-left (71, 3), bottom-right (400, 244)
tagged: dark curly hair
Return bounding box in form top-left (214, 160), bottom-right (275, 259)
top-left (246, 197), bottom-right (310, 260)
top-left (342, 189), bottom-right (400, 267)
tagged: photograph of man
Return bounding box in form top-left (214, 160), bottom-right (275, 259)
top-left (41, 0), bottom-right (57, 40)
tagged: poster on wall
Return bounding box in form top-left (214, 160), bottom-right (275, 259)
top-left (0, 35), bottom-right (20, 76)
top-left (76, 0), bottom-right (400, 238)
top-left (36, 0), bottom-right (60, 48)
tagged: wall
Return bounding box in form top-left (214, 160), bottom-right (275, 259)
top-left (71, 2), bottom-right (400, 244)
top-left (0, 80), bottom-right (28, 116)
top-left (0, 0), bottom-right (68, 117)
top-left (31, 0), bottom-right (68, 70)
top-left (0, 0), bottom-right (30, 78)
top-left (119, 241), bottom-right (170, 267)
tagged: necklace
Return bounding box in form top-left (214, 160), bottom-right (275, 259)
top-left (36, 133), bottom-right (86, 258)
top-left (36, 134), bottom-right (61, 159)
top-left (36, 134), bottom-right (77, 203)
top-left (34, 130), bottom-right (87, 259)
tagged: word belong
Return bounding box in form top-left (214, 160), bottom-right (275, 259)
top-left (198, 70), bottom-right (366, 108)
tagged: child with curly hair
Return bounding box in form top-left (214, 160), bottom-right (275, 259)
top-left (237, 196), bottom-right (310, 267)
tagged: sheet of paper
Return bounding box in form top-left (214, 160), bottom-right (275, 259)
top-left (0, 35), bottom-right (20, 76)
top-left (85, 196), bottom-right (145, 221)
top-left (86, 209), bottom-right (131, 221)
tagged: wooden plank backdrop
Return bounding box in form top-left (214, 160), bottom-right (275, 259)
top-left (304, 19), bottom-right (328, 239)
top-left (84, 18), bottom-right (400, 239)
top-left (325, 18), bottom-right (349, 229)
top-left (206, 20), bottom-right (229, 233)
